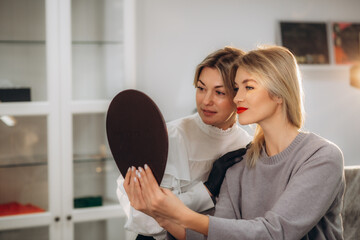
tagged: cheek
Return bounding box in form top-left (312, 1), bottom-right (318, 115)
top-left (195, 92), bottom-right (201, 105)
top-left (254, 95), bottom-right (279, 116)
top-left (217, 98), bottom-right (235, 112)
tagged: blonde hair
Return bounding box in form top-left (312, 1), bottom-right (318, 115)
top-left (194, 47), bottom-right (245, 99)
top-left (235, 45), bottom-right (305, 167)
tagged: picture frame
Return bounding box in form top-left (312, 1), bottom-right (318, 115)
top-left (333, 22), bottom-right (360, 64)
top-left (280, 21), bottom-right (329, 64)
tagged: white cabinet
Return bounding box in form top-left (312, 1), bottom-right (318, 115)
top-left (0, 0), bottom-right (135, 239)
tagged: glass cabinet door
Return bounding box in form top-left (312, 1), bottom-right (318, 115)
top-left (73, 113), bottom-right (120, 209)
top-left (71, 0), bottom-right (124, 100)
top-left (0, 0), bottom-right (49, 220)
top-left (0, 0), bottom-right (47, 102)
top-left (0, 116), bottom-right (48, 217)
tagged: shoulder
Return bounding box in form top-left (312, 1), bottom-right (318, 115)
top-left (226, 158), bottom-right (247, 180)
top-left (303, 132), bottom-right (343, 161)
top-left (166, 113), bottom-right (198, 133)
top-left (166, 114), bottom-right (199, 147)
top-left (297, 132), bottom-right (344, 173)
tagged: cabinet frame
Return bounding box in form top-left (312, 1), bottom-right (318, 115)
top-left (0, 0), bottom-right (136, 239)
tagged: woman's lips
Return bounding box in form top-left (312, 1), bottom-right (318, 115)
top-left (202, 109), bottom-right (216, 116)
top-left (237, 107), bottom-right (248, 114)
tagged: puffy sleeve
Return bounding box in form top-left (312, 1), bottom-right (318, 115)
top-left (116, 175), bottom-right (165, 235)
top-left (177, 181), bottom-right (214, 212)
top-left (164, 123), bottom-right (214, 213)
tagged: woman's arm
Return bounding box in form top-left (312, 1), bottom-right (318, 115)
top-left (135, 165), bottom-right (210, 237)
top-left (124, 167), bottom-right (187, 239)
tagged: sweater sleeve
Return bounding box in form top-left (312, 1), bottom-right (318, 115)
top-left (207, 144), bottom-right (344, 240)
top-left (213, 173), bottom-right (238, 219)
top-left (184, 173), bottom-right (237, 239)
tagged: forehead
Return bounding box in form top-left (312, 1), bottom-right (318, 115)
top-left (235, 68), bottom-right (258, 84)
top-left (198, 67), bottom-right (224, 85)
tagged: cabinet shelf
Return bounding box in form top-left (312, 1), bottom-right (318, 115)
top-left (0, 212), bottom-right (51, 231)
top-left (73, 204), bottom-right (125, 223)
top-left (0, 160), bottom-right (47, 168)
top-left (72, 41), bottom-right (123, 45)
top-left (0, 40), bottom-right (45, 45)
top-left (0, 155), bottom-right (113, 168)
top-left (73, 155), bottom-right (113, 164)
top-left (0, 102), bottom-right (50, 116)
top-left (0, 155), bottom-right (47, 168)
top-left (70, 100), bottom-right (110, 114)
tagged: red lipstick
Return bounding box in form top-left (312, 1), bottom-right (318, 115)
top-left (237, 107), bottom-right (248, 114)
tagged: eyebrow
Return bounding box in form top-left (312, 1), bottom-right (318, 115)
top-left (198, 80), bottom-right (224, 89)
top-left (242, 79), bottom-right (257, 84)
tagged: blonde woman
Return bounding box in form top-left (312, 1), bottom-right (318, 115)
top-left (126, 46), bottom-right (345, 240)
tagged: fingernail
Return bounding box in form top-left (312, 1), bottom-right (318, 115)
top-left (132, 166), bottom-right (135, 171)
top-left (144, 164), bottom-right (149, 169)
top-left (139, 167), bottom-right (143, 172)
top-left (127, 167), bottom-right (130, 172)
top-left (137, 171), bottom-right (141, 178)
top-left (134, 177), bottom-right (137, 182)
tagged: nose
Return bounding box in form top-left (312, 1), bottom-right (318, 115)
top-left (233, 89), bottom-right (244, 104)
top-left (203, 91), bottom-right (214, 105)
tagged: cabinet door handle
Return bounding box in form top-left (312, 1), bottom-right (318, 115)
top-left (54, 216), bottom-right (60, 222)
top-left (67, 215), bottom-right (72, 221)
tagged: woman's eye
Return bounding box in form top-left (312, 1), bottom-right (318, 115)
top-left (245, 86), bottom-right (254, 90)
top-left (197, 86), bottom-right (204, 91)
top-left (233, 87), bottom-right (239, 92)
top-left (216, 91), bottom-right (226, 96)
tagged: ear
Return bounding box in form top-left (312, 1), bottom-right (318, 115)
top-left (274, 96), bottom-right (283, 104)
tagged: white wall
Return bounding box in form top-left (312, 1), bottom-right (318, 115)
top-left (134, 0), bottom-right (360, 166)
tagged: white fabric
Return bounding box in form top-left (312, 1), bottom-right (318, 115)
top-left (116, 113), bottom-right (252, 239)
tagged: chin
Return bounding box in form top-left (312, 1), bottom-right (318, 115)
top-left (237, 118), bottom-right (252, 125)
top-left (200, 118), bottom-right (214, 125)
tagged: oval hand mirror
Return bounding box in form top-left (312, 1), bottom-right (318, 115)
top-left (106, 89), bottom-right (168, 184)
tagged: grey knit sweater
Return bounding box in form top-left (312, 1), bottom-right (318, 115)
top-left (187, 132), bottom-right (345, 240)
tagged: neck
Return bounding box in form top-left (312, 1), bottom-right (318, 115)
top-left (259, 114), bottom-right (299, 157)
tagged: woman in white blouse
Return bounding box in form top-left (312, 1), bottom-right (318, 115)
top-left (117, 47), bottom-right (252, 240)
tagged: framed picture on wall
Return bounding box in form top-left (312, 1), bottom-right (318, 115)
top-left (280, 21), bottom-right (329, 64)
top-left (333, 22), bottom-right (360, 64)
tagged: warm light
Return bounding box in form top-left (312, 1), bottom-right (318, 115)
top-left (350, 63), bottom-right (360, 89)
top-left (0, 115), bottom-right (17, 127)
